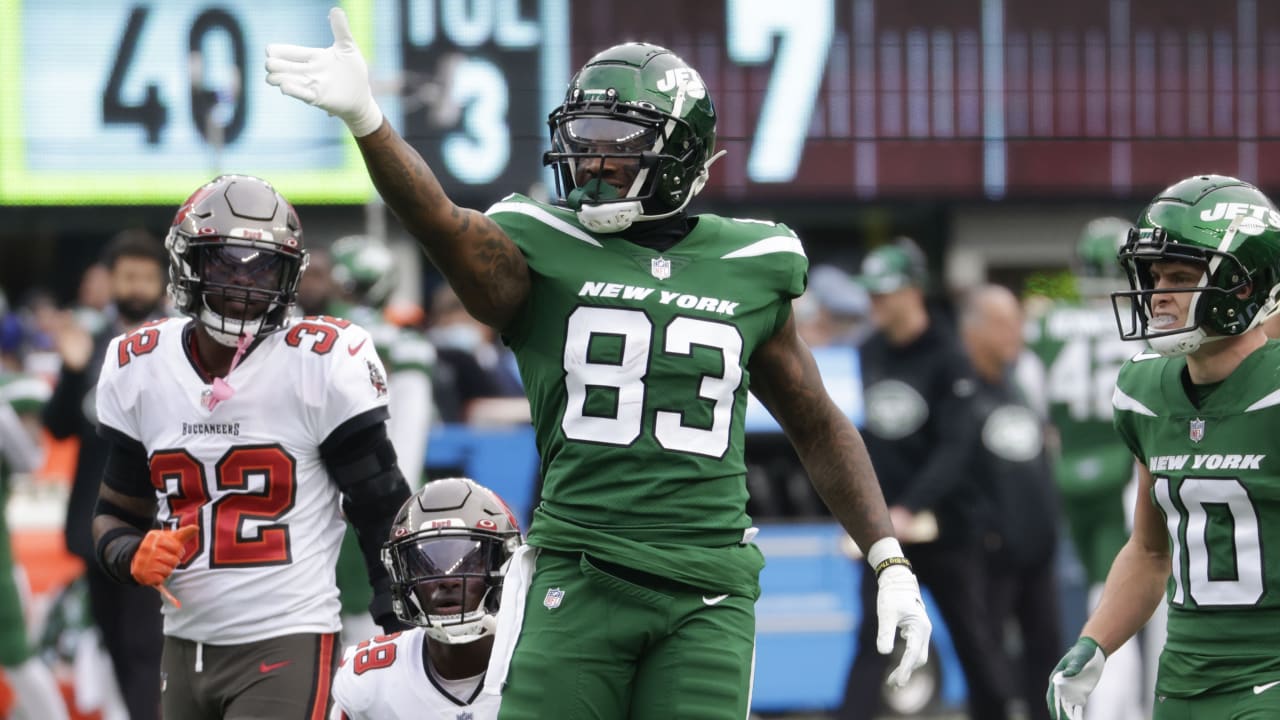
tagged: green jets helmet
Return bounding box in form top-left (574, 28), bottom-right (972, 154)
top-left (543, 42), bottom-right (722, 233)
top-left (1075, 216), bottom-right (1132, 298)
top-left (330, 235), bottom-right (396, 308)
top-left (1111, 174), bottom-right (1280, 356)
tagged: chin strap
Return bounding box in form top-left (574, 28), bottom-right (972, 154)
top-left (572, 149), bottom-right (729, 234)
top-left (205, 332), bottom-right (253, 411)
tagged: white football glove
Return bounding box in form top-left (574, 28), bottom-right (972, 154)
top-left (1047, 637), bottom-right (1106, 720)
top-left (264, 7), bottom-right (383, 137)
top-left (866, 538), bottom-right (931, 688)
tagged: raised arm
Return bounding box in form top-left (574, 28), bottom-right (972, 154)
top-left (352, 125), bottom-right (529, 328)
top-left (265, 8), bottom-right (529, 329)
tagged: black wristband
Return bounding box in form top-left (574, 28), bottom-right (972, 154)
top-left (874, 556), bottom-right (913, 578)
top-left (96, 527), bottom-right (144, 586)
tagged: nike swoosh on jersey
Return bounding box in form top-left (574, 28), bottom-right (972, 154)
top-left (702, 594), bottom-right (730, 606)
top-left (1254, 680), bottom-right (1280, 695)
top-left (259, 660), bottom-right (293, 674)
top-left (348, 339), bottom-right (368, 356)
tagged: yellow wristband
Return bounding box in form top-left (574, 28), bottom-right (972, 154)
top-left (874, 556), bottom-right (913, 578)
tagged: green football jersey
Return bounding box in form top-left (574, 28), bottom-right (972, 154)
top-left (1027, 301), bottom-right (1139, 497)
top-left (487, 194), bottom-right (808, 599)
top-left (1113, 342), bottom-right (1280, 697)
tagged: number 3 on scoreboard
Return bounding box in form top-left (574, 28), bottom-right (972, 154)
top-left (150, 445), bottom-right (298, 568)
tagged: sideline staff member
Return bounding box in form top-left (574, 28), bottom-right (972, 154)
top-left (839, 240), bottom-right (1012, 720)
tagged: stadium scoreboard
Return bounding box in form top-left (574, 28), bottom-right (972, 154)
top-left (3, 0), bottom-right (1277, 205)
top-left (0, 0), bottom-right (381, 204)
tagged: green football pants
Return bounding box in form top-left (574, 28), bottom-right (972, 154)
top-left (497, 550), bottom-right (757, 720)
top-left (1154, 683), bottom-right (1280, 720)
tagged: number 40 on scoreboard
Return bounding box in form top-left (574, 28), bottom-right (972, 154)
top-left (0, 0), bottom-right (376, 205)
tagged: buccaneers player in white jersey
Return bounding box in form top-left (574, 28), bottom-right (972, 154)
top-left (332, 477), bottom-right (523, 720)
top-left (91, 174), bottom-right (411, 720)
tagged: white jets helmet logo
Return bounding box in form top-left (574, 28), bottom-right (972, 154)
top-left (656, 68), bottom-right (706, 99)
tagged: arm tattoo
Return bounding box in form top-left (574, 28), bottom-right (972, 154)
top-left (748, 319), bottom-right (895, 551)
top-left (356, 125), bottom-right (530, 329)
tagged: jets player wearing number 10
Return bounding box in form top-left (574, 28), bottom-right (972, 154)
top-left (266, 9), bottom-right (930, 718)
top-left (1048, 175), bottom-right (1280, 719)
top-left (91, 174), bottom-right (411, 719)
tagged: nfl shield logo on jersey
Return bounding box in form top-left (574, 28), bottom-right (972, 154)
top-left (543, 587), bottom-right (564, 609)
top-left (1189, 417), bottom-right (1205, 443)
top-left (651, 257), bottom-right (672, 280)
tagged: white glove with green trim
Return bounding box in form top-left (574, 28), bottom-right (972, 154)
top-left (1047, 636), bottom-right (1106, 720)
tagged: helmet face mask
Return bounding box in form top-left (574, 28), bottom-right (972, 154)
top-left (1109, 174), bottom-right (1280, 356)
top-left (382, 478), bottom-right (523, 645)
top-left (385, 531), bottom-right (511, 639)
top-left (1111, 230), bottom-right (1223, 355)
top-left (543, 43), bottom-right (720, 233)
top-left (166, 175), bottom-right (307, 347)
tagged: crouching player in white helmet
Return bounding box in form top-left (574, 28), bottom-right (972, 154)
top-left (331, 478), bottom-right (523, 719)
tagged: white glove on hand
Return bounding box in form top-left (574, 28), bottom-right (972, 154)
top-left (875, 564), bottom-right (932, 687)
top-left (264, 7), bottom-right (383, 137)
top-left (1047, 637), bottom-right (1106, 720)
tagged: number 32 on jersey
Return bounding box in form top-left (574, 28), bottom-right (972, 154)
top-left (152, 444), bottom-right (297, 568)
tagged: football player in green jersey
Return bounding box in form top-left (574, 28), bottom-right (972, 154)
top-left (1027, 217), bottom-right (1153, 720)
top-left (1047, 174), bottom-right (1280, 720)
top-left (0, 371), bottom-right (71, 719)
top-left (1030, 219), bottom-right (1135, 579)
top-left (267, 9), bottom-right (931, 718)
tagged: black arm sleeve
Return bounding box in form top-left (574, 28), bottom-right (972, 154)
top-left (93, 434), bottom-right (154, 585)
top-left (99, 426), bottom-right (155, 498)
top-left (321, 411), bottom-right (412, 632)
top-left (96, 529), bottom-right (143, 586)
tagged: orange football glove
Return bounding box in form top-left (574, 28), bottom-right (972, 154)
top-left (131, 525), bottom-right (198, 608)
